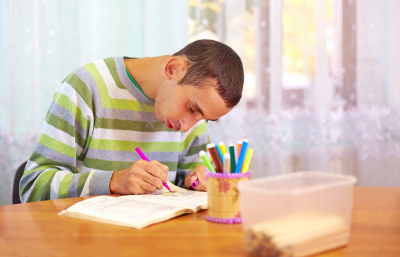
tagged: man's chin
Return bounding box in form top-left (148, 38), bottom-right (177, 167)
top-left (154, 112), bottom-right (163, 123)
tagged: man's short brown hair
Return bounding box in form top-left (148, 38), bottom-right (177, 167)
top-left (173, 39), bottom-right (244, 108)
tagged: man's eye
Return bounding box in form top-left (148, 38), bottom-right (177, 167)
top-left (189, 106), bottom-right (195, 114)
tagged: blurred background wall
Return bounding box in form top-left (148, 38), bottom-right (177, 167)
top-left (1, 0), bottom-right (400, 205)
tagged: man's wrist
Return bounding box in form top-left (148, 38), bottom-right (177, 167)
top-left (109, 170), bottom-right (121, 194)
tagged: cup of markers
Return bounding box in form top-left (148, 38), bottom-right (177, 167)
top-left (200, 139), bottom-right (254, 224)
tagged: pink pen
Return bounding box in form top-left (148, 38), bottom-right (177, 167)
top-left (192, 179), bottom-right (199, 188)
top-left (135, 147), bottom-right (171, 192)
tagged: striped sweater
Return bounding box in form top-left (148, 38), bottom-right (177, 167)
top-left (19, 56), bottom-right (209, 203)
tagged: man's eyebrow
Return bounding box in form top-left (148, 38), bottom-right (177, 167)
top-left (194, 102), bottom-right (205, 117)
top-left (194, 102), bottom-right (218, 122)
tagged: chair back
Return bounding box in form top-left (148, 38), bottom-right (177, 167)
top-left (13, 161), bottom-right (27, 204)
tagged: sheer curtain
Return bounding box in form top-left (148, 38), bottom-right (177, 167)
top-left (0, 0), bottom-right (189, 206)
top-left (1, 0), bottom-right (399, 206)
top-left (191, 0), bottom-right (400, 187)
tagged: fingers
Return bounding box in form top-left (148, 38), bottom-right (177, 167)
top-left (141, 160), bottom-right (164, 179)
top-left (111, 160), bottom-right (171, 195)
top-left (191, 165), bottom-right (207, 191)
top-left (185, 170), bottom-right (196, 189)
top-left (184, 166), bottom-right (207, 191)
top-left (141, 169), bottom-right (164, 190)
top-left (135, 160), bottom-right (162, 187)
top-left (150, 160), bottom-right (169, 183)
top-left (190, 175), bottom-right (198, 185)
top-left (195, 176), bottom-right (207, 191)
top-left (138, 160), bottom-right (169, 189)
top-left (128, 180), bottom-right (157, 195)
top-left (185, 174), bottom-right (199, 189)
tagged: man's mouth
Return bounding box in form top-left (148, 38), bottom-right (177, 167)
top-left (165, 119), bottom-right (173, 129)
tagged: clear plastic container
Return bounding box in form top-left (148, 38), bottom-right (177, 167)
top-left (237, 171), bottom-right (357, 257)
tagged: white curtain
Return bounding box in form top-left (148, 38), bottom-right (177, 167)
top-left (1, 0), bottom-right (399, 206)
top-left (0, 0), bottom-right (189, 206)
top-left (191, 0), bottom-right (400, 186)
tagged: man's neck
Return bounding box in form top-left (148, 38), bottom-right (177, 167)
top-left (124, 55), bottom-right (171, 100)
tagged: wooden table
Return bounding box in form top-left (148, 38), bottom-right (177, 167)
top-left (1, 187), bottom-right (399, 257)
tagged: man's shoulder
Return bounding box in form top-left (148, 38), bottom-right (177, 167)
top-left (62, 56), bottom-right (124, 86)
top-left (81, 56), bottom-right (123, 74)
top-left (65, 56), bottom-right (122, 77)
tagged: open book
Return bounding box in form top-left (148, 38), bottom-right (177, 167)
top-left (58, 182), bottom-right (207, 229)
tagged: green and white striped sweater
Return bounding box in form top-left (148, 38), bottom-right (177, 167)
top-left (19, 56), bottom-right (209, 203)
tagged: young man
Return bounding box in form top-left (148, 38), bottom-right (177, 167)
top-left (19, 39), bottom-right (244, 202)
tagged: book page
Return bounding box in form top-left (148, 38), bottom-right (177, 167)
top-left (121, 182), bottom-right (208, 210)
top-left (59, 196), bottom-right (185, 229)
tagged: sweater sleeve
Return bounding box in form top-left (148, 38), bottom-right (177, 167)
top-left (19, 72), bottom-right (113, 203)
top-left (177, 120), bottom-right (210, 173)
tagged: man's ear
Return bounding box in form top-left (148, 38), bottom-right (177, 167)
top-left (164, 56), bottom-right (187, 80)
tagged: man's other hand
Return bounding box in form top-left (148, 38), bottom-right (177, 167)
top-left (184, 165), bottom-right (207, 191)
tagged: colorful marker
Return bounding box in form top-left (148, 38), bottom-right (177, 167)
top-left (223, 153), bottom-right (230, 173)
top-left (199, 150), bottom-right (216, 173)
top-left (207, 143), bottom-right (223, 173)
top-left (192, 180), bottom-right (199, 188)
top-left (235, 139), bottom-right (248, 173)
top-left (241, 148), bottom-right (254, 173)
top-left (206, 151), bottom-right (213, 163)
top-left (237, 140), bottom-right (243, 161)
top-left (215, 144), bottom-right (224, 164)
top-left (229, 143), bottom-right (236, 173)
top-left (135, 147), bottom-right (171, 192)
top-left (206, 151), bottom-right (216, 171)
top-left (219, 142), bottom-right (227, 155)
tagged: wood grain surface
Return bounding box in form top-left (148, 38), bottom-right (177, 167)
top-left (0, 187), bottom-right (399, 257)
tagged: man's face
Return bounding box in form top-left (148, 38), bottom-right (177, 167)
top-left (154, 80), bottom-right (232, 132)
